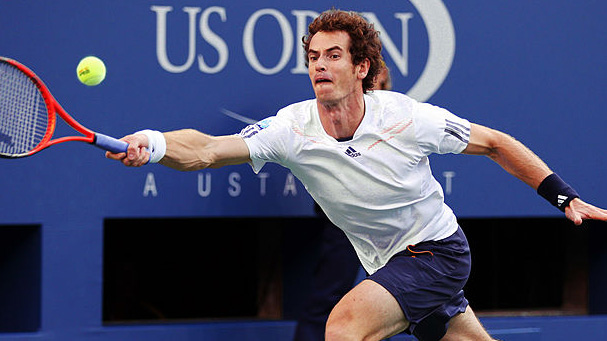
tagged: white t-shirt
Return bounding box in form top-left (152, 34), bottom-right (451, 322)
top-left (240, 91), bottom-right (471, 274)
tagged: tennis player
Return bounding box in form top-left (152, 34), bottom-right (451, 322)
top-left (294, 63), bottom-right (391, 341)
top-left (108, 9), bottom-right (607, 341)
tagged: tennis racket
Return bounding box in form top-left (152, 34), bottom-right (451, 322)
top-left (0, 56), bottom-right (128, 158)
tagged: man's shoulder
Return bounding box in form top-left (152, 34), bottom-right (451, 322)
top-left (366, 91), bottom-right (417, 119)
top-left (368, 90), bottom-right (415, 105)
top-left (274, 98), bottom-right (318, 131)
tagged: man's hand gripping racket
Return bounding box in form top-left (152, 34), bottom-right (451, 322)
top-left (105, 133), bottom-right (151, 167)
top-left (0, 57), bottom-right (128, 158)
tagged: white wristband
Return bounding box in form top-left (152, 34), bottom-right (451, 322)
top-left (135, 129), bottom-right (166, 163)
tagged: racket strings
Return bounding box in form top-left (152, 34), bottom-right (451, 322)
top-left (0, 62), bottom-right (49, 156)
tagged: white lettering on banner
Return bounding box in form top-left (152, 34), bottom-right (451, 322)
top-left (198, 172), bottom-right (212, 197)
top-left (258, 172), bottom-right (270, 196)
top-left (152, 6), bottom-right (199, 73)
top-left (290, 10), bottom-right (319, 74)
top-left (152, 6), bottom-right (228, 74)
top-left (143, 172), bottom-right (158, 197)
top-left (442, 171), bottom-right (456, 195)
top-left (151, 1), bottom-right (455, 101)
top-left (406, 0), bottom-right (455, 102)
top-left (362, 12), bottom-right (414, 76)
top-left (148, 170), bottom-right (455, 199)
top-left (228, 172), bottom-right (241, 197)
top-left (198, 6), bottom-right (229, 73)
top-left (192, 171), bottom-right (301, 198)
top-left (244, 9), bottom-right (293, 75)
top-left (283, 173), bottom-right (297, 196)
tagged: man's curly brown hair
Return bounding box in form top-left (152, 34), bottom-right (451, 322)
top-left (303, 9), bottom-right (384, 93)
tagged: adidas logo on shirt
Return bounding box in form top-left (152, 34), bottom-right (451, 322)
top-left (345, 146), bottom-right (361, 158)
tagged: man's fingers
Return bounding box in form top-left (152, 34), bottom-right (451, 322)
top-left (566, 199), bottom-right (607, 225)
top-left (105, 150), bottom-right (126, 160)
top-left (123, 150), bottom-right (150, 167)
top-left (105, 134), bottom-right (150, 167)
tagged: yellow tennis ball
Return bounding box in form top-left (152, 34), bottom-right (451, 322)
top-left (77, 56), bottom-right (106, 86)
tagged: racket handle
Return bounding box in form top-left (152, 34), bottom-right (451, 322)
top-left (94, 133), bottom-right (129, 153)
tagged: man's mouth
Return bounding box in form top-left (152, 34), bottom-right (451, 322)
top-left (315, 78), bottom-right (332, 84)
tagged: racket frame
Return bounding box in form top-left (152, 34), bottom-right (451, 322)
top-left (0, 57), bottom-right (123, 157)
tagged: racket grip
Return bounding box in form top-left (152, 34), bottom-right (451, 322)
top-left (94, 133), bottom-right (129, 154)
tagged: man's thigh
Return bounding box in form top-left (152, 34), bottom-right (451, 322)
top-left (325, 279), bottom-right (409, 340)
top-left (442, 305), bottom-right (494, 341)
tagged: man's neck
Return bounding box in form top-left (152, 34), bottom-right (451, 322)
top-left (317, 93), bottom-right (365, 140)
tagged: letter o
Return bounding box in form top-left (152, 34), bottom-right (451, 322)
top-left (243, 9), bottom-right (294, 75)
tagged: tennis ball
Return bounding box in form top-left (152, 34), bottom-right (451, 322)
top-left (77, 56), bottom-right (106, 86)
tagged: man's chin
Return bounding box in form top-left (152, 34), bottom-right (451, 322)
top-left (314, 90), bottom-right (336, 103)
top-left (316, 94), bottom-right (338, 106)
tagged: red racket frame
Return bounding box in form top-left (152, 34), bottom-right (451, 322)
top-left (1, 57), bottom-right (97, 156)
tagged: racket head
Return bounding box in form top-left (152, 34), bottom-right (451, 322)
top-left (0, 57), bottom-right (58, 158)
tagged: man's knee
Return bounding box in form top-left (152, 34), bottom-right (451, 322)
top-left (325, 310), bottom-right (404, 341)
top-left (325, 310), bottom-right (355, 340)
top-left (442, 306), bottom-right (494, 341)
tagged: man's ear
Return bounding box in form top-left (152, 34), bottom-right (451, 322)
top-left (356, 58), bottom-right (370, 80)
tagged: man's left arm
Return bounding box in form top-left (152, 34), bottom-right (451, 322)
top-left (462, 123), bottom-right (607, 225)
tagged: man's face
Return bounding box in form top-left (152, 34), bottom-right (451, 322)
top-left (307, 31), bottom-right (366, 105)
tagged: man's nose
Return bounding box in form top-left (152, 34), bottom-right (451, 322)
top-left (315, 57), bottom-right (327, 71)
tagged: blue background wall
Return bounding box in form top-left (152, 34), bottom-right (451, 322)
top-left (1, 1), bottom-right (607, 339)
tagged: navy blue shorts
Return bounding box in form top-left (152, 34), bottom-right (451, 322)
top-left (369, 227), bottom-right (471, 341)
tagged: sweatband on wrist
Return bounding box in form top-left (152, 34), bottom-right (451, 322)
top-left (537, 173), bottom-right (579, 212)
top-left (135, 129), bottom-right (166, 163)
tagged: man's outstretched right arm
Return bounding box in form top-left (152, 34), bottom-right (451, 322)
top-left (105, 129), bottom-right (251, 171)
